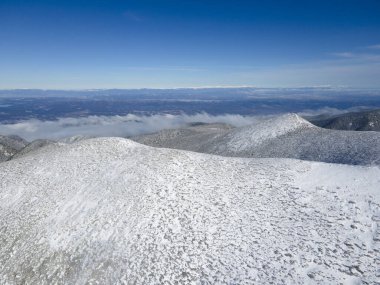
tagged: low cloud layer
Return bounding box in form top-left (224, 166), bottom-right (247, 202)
top-left (297, 106), bottom-right (372, 117)
top-left (0, 107), bottom-right (372, 141)
top-left (0, 113), bottom-right (264, 141)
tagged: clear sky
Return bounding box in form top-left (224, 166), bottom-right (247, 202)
top-left (1, 0), bottom-right (380, 89)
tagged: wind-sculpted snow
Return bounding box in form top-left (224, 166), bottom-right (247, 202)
top-left (134, 113), bottom-right (380, 166)
top-left (0, 137), bottom-right (379, 284)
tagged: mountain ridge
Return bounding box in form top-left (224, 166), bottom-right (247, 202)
top-left (133, 113), bottom-right (380, 166)
top-left (309, 108), bottom-right (380, 131)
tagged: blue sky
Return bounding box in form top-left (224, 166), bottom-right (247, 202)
top-left (1, 0), bottom-right (380, 89)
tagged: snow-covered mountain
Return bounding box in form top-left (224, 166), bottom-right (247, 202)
top-left (0, 137), bottom-right (379, 284)
top-left (310, 108), bottom-right (380, 131)
top-left (133, 122), bottom-right (233, 150)
top-left (10, 139), bottom-right (54, 160)
top-left (1, 135), bottom-right (89, 161)
top-left (134, 113), bottom-right (380, 165)
top-left (0, 135), bottom-right (28, 162)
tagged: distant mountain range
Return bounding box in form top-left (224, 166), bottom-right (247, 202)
top-left (309, 108), bottom-right (380, 131)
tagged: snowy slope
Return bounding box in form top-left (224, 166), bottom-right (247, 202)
top-left (10, 139), bottom-right (54, 160)
top-left (212, 113), bottom-right (315, 153)
top-left (310, 108), bottom-right (380, 131)
top-left (0, 137), bottom-right (379, 284)
top-left (0, 135), bottom-right (28, 162)
top-left (133, 122), bottom-right (233, 151)
top-left (134, 113), bottom-right (380, 165)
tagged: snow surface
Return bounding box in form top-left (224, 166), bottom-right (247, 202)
top-left (221, 113), bottom-right (314, 152)
top-left (0, 137), bottom-right (379, 284)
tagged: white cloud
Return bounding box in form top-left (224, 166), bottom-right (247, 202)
top-left (297, 106), bottom-right (372, 117)
top-left (236, 55), bottom-right (380, 88)
top-left (368, 44), bottom-right (380, 50)
top-left (0, 113), bottom-right (265, 141)
top-left (331, 52), bottom-right (355, 58)
top-left (1, 106), bottom-right (375, 141)
top-left (330, 51), bottom-right (380, 62)
top-left (123, 11), bottom-right (143, 22)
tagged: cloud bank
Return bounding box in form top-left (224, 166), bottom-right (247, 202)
top-left (0, 107), bottom-right (373, 141)
top-left (0, 113), bottom-right (264, 141)
top-left (297, 106), bottom-right (373, 117)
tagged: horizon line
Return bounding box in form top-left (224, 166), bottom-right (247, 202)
top-left (1, 85), bottom-right (379, 91)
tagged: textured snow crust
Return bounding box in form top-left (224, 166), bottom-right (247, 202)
top-left (0, 137), bottom-right (379, 284)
